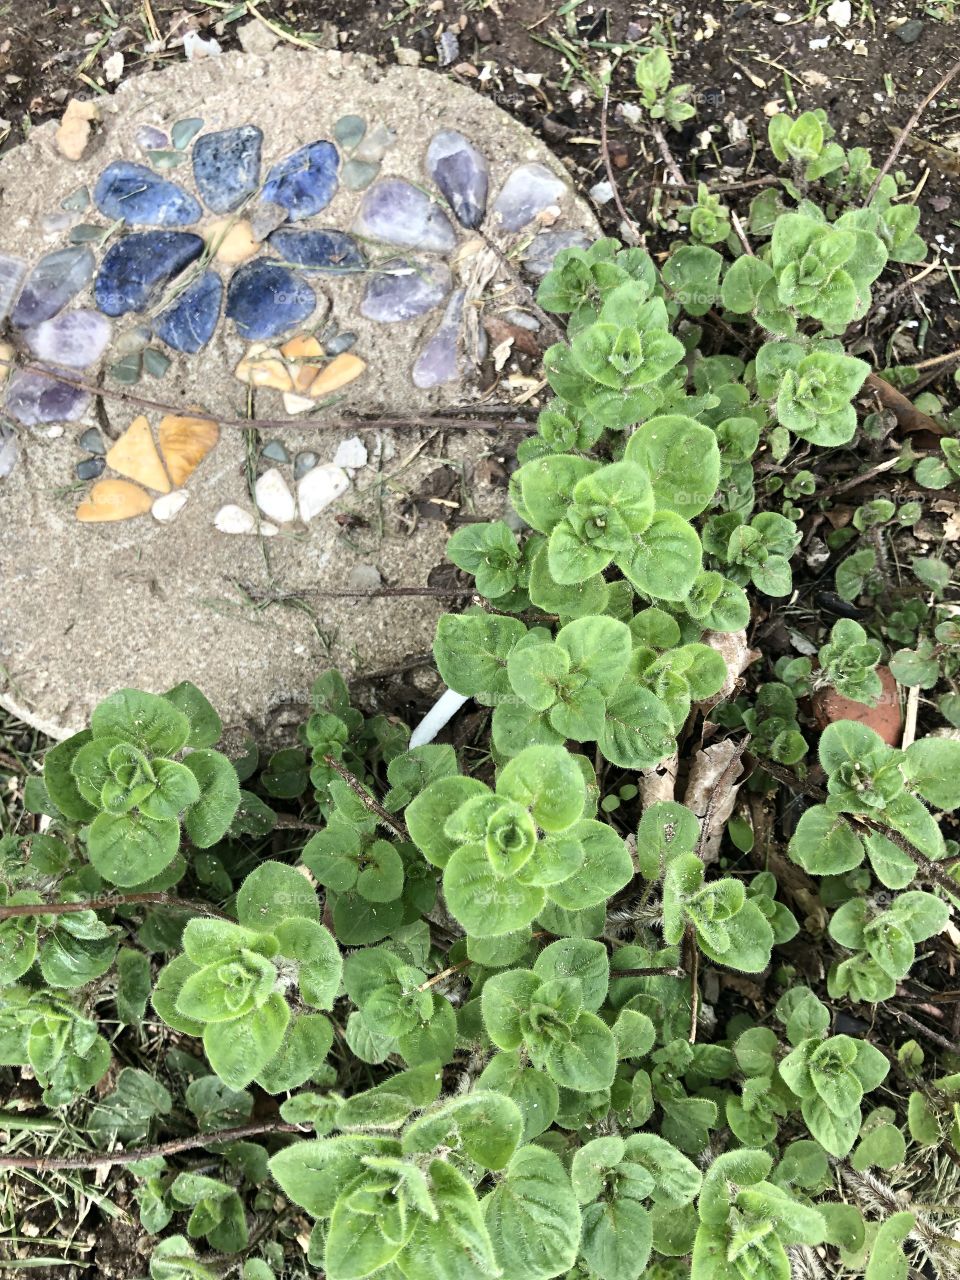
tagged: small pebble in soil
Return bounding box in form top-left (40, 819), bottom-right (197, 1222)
top-left (361, 257), bottom-right (452, 322)
top-left (268, 227), bottom-right (365, 273)
top-left (294, 449), bottom-right (319, 479)
top-left (79, 427), bottom-right (106, 455)
top-left (215, 503), bottom-right (278, 535)
top-left (152, 490), bottom-right (189, 523)
top-left (95, 231), bottom-right (204, 316)
top-left (249, 199), bottom-right (289, 241)
top-left (354, 178), bottom-right (457, 252)
top-left (192, 124), bottom-right (263, 213)
top-left (492, 163), bottom-right (568, 232)
top-left (353, 123), bottom-right (397, 165)
top-left (896, 18), bottom-right (924, 43)
top-left (76, 456), bottom-right (106, 481)
top-left (12, 247), bottom-right (95, 328)
top-left (262, 140), bottom-right (339, 221)
top-left (262, 439), bottom-right (291, 464)
top-left (93, 161), bottom-right (202, 227)
top-left (324, 331), bottom-right (358, 355)
top-left (226, 260), bottom-right (315, 340)
top-left (25, 309), bottom-right (111, 369)
top-left (154, 270), bottom-right (223, 353)
top-left (426, 130), bottom-right (488, 228)
top-left (333, 435), bottom-right (367, 470)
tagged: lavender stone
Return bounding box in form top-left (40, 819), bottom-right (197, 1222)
top-left (4, 369), bottom-right (91, 426)
top-left (225, 260), bottom-right (315, 340)
top-left (261, 141), bottom-right (339, 221)
top-left (0, 253), bottom-right (27, 323)
top-left (492, 163), bottom-right (568, 232)
top-left (354, 179), bottom-right (457, 253)
top-left (136, 126), bottom-right (169, 151)
top-left (413, 289), bottom-right (464, 389)
top-left (154, 271), bottom-right (223, 353)
top-left (11, 248), bottom-right (95, 329)
top-left (521, 229), bottom-right (594, 277)
top-left (25, 309), bottom-right (112, 369)
top-left (94, 161), bottom-right (202, 227)
top-left (95, 232), bottom-right (204, 317)
top-left (361, 258), bottom-right (452, 323)
top-left (426, 130), bottom-right (488, 229)
top-left (192, 125), bottom-right (263, 213)
top-left (268, 228), bottom-right (365, 274)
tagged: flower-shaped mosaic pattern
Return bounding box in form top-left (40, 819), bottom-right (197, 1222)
top-left (0, 113), bottom-right (589, 524)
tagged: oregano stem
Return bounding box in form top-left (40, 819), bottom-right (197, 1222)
top-left (0, 893), bottom-right (231, 921)
top-left (322, 755), bottom-right (409, 841)
top-left (0, 1121), bottom-right (304, 1171)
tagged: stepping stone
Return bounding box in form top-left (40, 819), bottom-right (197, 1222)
top-left (192, 125), bottom-right (263, 213)
top-left (154, 271), bottom-right (223, 353)
top-left (226, 259), bottom-right (315, 340)
top-left (12, 247), bottom-right (95, 328)
top-left (95, 231), bottom-right (204, 315)
top-left (93, 160), bottom-right (202, 226)
top-left (262, 140), bottom-right (339, 220)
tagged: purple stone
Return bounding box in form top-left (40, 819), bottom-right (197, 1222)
top-left (361, 258), bottom-right (452, 322)
top-left (426, 130), bottom-right (488, 229)
top-left (492, 163), bottom-right (568, 232)
top-left (0, 253), bottom-right (27, 323)
top-left (354, 179), bottom-right (457, 253)
top-left (24, 309), bottom-right (112, 369)
top-left (11, 248), bottom-right (96, 329)
top-left (93, 161), bottom-right (202, 227)
top-left (4, 368), bottom-right (91, 426)
top-left (136, 126), bottom-right (170, 151)
top-left (413, 289), bottom-right (465, 390)
top-left (522, 229), bottom-right (594, 277)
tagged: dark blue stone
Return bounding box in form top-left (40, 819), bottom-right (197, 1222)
top-left (95, 232), bottom-right (204, 317)
top-left (261, 141), bottom-right (339, 222)
top-left (154, 271), bottom-right (223, 353)
top-left (93, 161), bottom-right (202, 226)
top-left (225, 260), bottom-right (315, 340)
top-left (192, 125), bottom-right (263, 213)
top-left (11, 248), bottom-right (95, 328)
top-left (268, 228), bottom-right (364, 274)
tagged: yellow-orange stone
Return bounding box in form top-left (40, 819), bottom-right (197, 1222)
top-left (234, 352), bottom-right (293, 392)
top-left (309, 353), bottom-right (366, 398)
top-left (280, 334), bottom-right (325, 361)
top-left (205, 217), bottom-right (259, 265)
top-left (0, 341), bottom-right (14, 386)
top-left (158, 415), bottom-right (220, 487)
top-left (105, 416), bottom-right (171, 493)
top-left (77, 478), bottom-right (153, 522)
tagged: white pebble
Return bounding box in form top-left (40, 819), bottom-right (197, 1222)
top-left (214, 503), bottom-right (278, 535)
top-left (333, 435), bottom-right (368, 470)
top-left (152, 491), bottom-right (188, 523)
top-left (255, 467), bottom-right (296, 523)
top-left (298, 464), bottom-right (350, 523)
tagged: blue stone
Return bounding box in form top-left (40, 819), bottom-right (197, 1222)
top-left (192, 125), bottom-right (263, 213)
top-left (95, 232), bottom-right (204, 317)
top-left (262, 439), bottom-right (291, 464)
top-left (361, 257), bottom-right (451, 322)
top-left (77, 456), bottom-right (106, 481)
top-left (4, 368), bottom-right (91, 426)
top-left (354, 179), bottom-right (457, 253)
top-left (93, 161), bottom-right (202, 227)
top-left (79, 427), bottom-right (106, 455)
top-left (325, 331), bottom-right (357, 355)
top-left (261, 141), bottom-right (339, 221)
top-left (225, 260), bottom-right (315, 340)
top-left (426, 130), bottom-right (488, 229)
top-left (268, 228), bottom-right (365, 274)
top-left (154, 270), bottom-right (223, 353)
top-left (11, 248), bottom-right (95, 329)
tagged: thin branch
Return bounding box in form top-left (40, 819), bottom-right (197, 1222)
top-left (610, 965), bottom-right (685, 978)
top-left (0, 892), bottom-right (230, 922)
top-left (0, 360), bottom-right (535, 433)
top-left (889, 1004), bottom-right (959, 1056)
top-left (694, 735), bottom-right (751, 860)
top-left (648, 122), bottom-right (685, 188)
top-left (866, 58), bottom-right (960, 204)
top-left (686, 926), bottom-right (700, 1045)
top-left (322, 755), bottom-right (409, 841)
top-left (0, 1121), bottom-right (304, 1172)
top-left (417, 960), bottom-right (472, 991)
top-left (730, 211), bottom-right (754, 256)
top-left (601, 87), bottom-right (641, 243)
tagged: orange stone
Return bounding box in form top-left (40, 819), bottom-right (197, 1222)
top-left (234, 352), bottom-right (293, 392)
top-left (77, 478), bottom-right (152, 522)
top-left (309, 353), bottom-right (366, 398)
top-left (105, 416), bottom-right (170, 493)
top-left (281, 334), bottom-right (325, 361)
top-left (158, 414), bottom-right (220, 487)
top-left (205, 217), bottom-right (259, 265)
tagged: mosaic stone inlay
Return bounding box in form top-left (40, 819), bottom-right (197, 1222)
top-left (1, 89), bottom-right (585, 532)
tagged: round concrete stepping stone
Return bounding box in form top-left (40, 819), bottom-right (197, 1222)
top-left (0, 46), bottom-right (595, 739)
